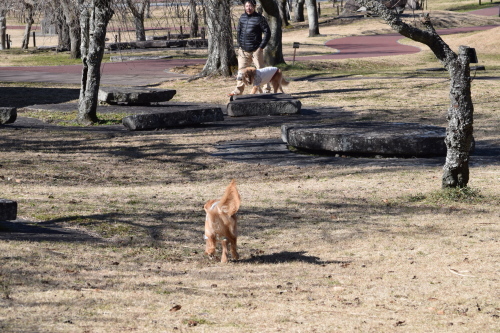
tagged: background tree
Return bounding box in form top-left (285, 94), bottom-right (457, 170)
top-left (20, 0), bottom-right (36, 49)
top-left (189, 0), bottom-right (198, 38)
top-left (293, 0), bottom-right (305, 22)
top-left (356, 0), bottom-right (474, 188)
top-left (77, 0), bottom-right (114, 125)
top-left (0, 0), bottom-right (13, 50)
top-left (189, 0), bottom-right (236, 80)
top-left (124, 0), bottom-right (148, 41)
top-left (61, 0), bottom-right (82, 58)
top-left (305, 0), bottom-right (319, 37)
top-left (260, 0), bottom-right (285, 65)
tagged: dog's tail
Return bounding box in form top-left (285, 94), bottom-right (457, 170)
top-left (219, 179), bottom-right (241, 216)
top-left (281, 76), bottom-right (290, 87)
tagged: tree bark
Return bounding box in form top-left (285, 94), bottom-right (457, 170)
top-left (61, 0), bottom-right (81, 58)
top-left (260, 0), bottom-right (285, 65)
top-left (279, 0), bottom-right (290, 27)
top-left (77, 0), bottom-right (114, 125)
top-left (21, 2), bottom-right (35, 49)
top-left (189, 0), bottom-right (236, 80)
top-left (126, 0), bottom-right (146, 41)
top-left (293, 0), bottom-right (305, 22)
top-left (357, 0), bottom-right (474, 188)
top-left (305, 0), bottom-right (320, 37)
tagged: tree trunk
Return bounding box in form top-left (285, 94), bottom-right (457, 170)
top-left (260, 0), bottom-right (285, 65)
top-left (127, 0), bottom-right (146, 41)
top-left (77, 0), bottom-right (114, 125)
top-left (293, 0), bottom-right (305, 22)
top-left (21, 3), bottom-right (35, 49)
top-left (279, 0), bottom-right (290, 27)
top-left (57, 14), bottom-right (71, 51)
top-left (189, 0), bottom-right (198, 38)
top-left (61, 0), bottom-right (81, 58)
top-left (190, 0), bottom-right (236, 80)
top-left (357, 0), bottom-right (474, 188)
top-left (0, 10), bottom-right (7, 50)
top-left (305, 0), bottom-right (320, 37)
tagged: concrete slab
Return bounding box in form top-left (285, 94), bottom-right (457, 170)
top-left (282, 122), bottom-right (448, 157)
top-left (227, 94), bottom-right (301, 117)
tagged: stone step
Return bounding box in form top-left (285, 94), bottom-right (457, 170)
top-left (282, 122), bottom-right (449, 157)
top-left (227, 94), bottom-right (301, 117)
top-left (0, 199), bottom-right (17, 221)
top-left (98, 87), bottom-right (176, 105)
top-left (122, 106), bottom-right (224, 131)
top-left (0, 107), bottom-right (17, 125)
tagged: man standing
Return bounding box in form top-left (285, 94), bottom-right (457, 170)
top-left (228, 0), bottom-right (271, 96)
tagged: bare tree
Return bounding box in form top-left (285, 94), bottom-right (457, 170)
top-left (124, 0), bottom-right (147, 41)
top-left (278, 0), bottom-right (289, 27)
top-left (0, 0), bottom-right (13, 50)
top-left (189, 0), bottom-right (236, 80)
top-left (305, 0), bottom-right (319, 37)
top-left (189, 0), bottom-right (198, 38)
top-left (21, 1), bottom-right (36, 49)
top-left (260, 0), bottom-right (285, 65)
top-left (77, 0), bottom-right (114, 125)
top-left (293, 0), bottom-right (305, 22)
top-left (357, 0), bottom-right (474, 188)
top-left (61, 0), bottom-right (82, 58)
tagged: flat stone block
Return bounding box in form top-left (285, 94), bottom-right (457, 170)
top-left (122, 107), bottom-right (224, 131)
top-left (282, 122), bottom-right (448, 157)
top-left (227, 94), bottom-right (301, 117)
top-left (0, 199), bottom-right (17, 221)
top-left (98, 87), bottom-right (176, 105)
top-left (0, 107), bottom-right (17, 125)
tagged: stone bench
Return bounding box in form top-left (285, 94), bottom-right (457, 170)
top-left (0, 107), bottom-right (17, 125)
top-left (227, 94), bottom-right (301, 117)
top-left (122, 106), bottom-right (224, 131)
top-left (282, 122), bottom-right (448, 157)
top-left (98, 87), bottom-right (176, 105)
top-left (0, 199), bottom-right (17, 221)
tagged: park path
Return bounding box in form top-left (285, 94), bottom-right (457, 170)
top-left (0, 6), bottom-right (499, 86)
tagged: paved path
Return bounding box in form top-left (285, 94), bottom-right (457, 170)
top-left (1, 6), bottom-right (498, 85)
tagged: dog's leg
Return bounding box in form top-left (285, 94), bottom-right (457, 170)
top-left (221, 239), bottom-right (229, 263)
top-left (229, 235), bottom-right (239, 261)
top-left (205, 233), bottom-right (217, 258)
top-left (250, 86), bottom-right (259, 94)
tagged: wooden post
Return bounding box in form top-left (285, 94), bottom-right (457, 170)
top-left (118, 28), bottom-right (121, 43)
top-left (6, 34), bottom-right (9, 49)
top-left (337, 5), bottom-right (339, 15)
top-left (180, 26), bottom-right (183, 39)
top-left (201, 27), bottom-right (205, 39)
top-left (32, 31), bottom-right (36, 48)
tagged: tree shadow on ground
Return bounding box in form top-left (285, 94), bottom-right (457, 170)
top-left (0, 87), bottom-right (79, 108)
top-left (0, 219), bottom-right (100, 242)
top-left (239, 251), bottom-right (350, 265)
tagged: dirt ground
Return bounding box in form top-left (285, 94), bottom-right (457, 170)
top-left (1, 4), bottom-right (500, 333)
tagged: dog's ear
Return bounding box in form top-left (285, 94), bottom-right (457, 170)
top-left (245, 70), bottom-right (253, 85)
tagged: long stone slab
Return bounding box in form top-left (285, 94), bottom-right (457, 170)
top-left (122, 107), bottom-right (224, 131)
top-left (98, 87), bottom-right (176, 105)
top-left (282, 122), bottom-right (449, 157)
top-left (227, 94), bottom-right (301, 117)
top-left (0, 107), bottom-right (17, 125)
top-left (0, 199), bottom-right (17, 221)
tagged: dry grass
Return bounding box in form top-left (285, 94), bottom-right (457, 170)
top-left (1, 4), bottom-right (500, 333)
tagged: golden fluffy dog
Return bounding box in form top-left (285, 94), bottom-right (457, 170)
top-left (204, 179), bottom-right (241, 263)
top-left (237, 66), bottom-right (289, 94)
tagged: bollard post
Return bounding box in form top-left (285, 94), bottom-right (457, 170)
top-left (32, 31), bottom-right (36, 48)
top-left (6, 34), bottom-right (9, 49)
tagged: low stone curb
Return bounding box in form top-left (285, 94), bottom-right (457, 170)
top-left (0, 107), bottom-right (17, 125)
top-left (122, 107), bottom-right (224, 131)
top-left (98, 87), bottom-right (176, 105)
top-left (282, 122), bottom-right (448, 157)
top-left (0, 199), bottom-right (17, 221)
top-left (227, 94), bottom-right (301, 117)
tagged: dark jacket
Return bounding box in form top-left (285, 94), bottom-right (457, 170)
top-left (237, 11), bottom-right (271, 52)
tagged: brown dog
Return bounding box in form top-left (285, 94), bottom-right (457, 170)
top-left (237, 66), bottom-right (289, 94)
top-left (204, 179), bottom-right (241, 263)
